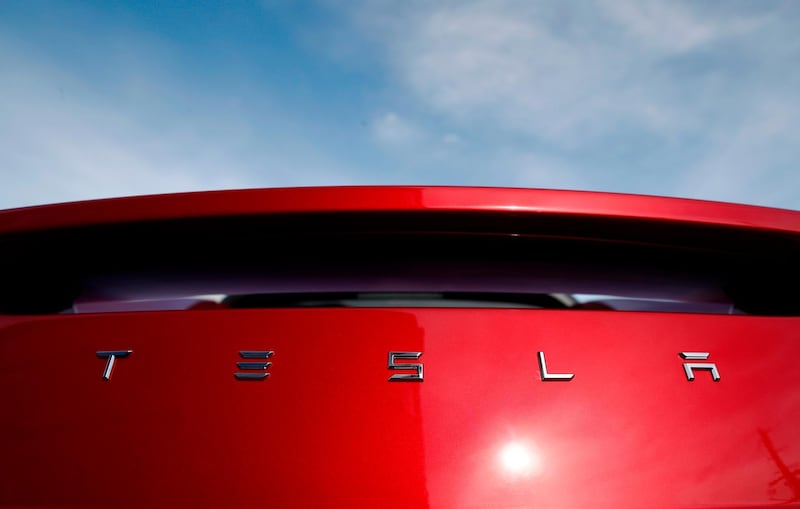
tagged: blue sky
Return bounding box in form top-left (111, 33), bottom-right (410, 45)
top-left (1, 0), bottom-right (798, 210)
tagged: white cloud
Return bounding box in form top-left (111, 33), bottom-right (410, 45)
top-left (0, 35), bottom-right (362, 209)
top-left (504, 151), bottom-right (587, 190)
top-left (343, 0), bottom-right (800, 209)
top-left (0, 93), bottom-right (245, 207)
top-left (353, 0), bottom-right (768, 143)
top-left (372, 111), bottom-right (423, 146)
top-left (1, 1), bottom-right (798, 211)
top-left (442, 133), bottom-right (461, 145)
top-left (598, 0), bottom-right (764, 54)
top-left (678, 99), bottom-right (800, 206)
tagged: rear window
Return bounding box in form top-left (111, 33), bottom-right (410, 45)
top-left (0, 212), bottom-right (797, 315)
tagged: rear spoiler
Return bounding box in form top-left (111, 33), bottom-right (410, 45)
top-left (0, 187), bottom-right (798, 316)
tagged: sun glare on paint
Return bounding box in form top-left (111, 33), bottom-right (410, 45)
top-left (498, 441), bottom-right (541, 477)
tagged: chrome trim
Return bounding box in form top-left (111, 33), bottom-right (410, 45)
top-left (96, 350), bottom-right (133, 381)
top-left (239, 351), bottom-right (274, 359)
top-left (234, 351), bottom-right (274, 381)
top-left (236, 361), bottom-right (272, 370)
top-left (388, 351), bottom-right (424, 382)
top-left (537, 351), bottom-right (575, 381)
top-left (234, 373), bottom-right (269, 381)
top-left (679, 352), bottom-right (710, 360)
top-left (680, 352), bottom-right (720, 381)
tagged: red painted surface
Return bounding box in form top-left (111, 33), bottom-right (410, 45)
top-left (1, 187), bottom-right (799, 509)
top-left (1, 309), bottom-right (799, 508)
top-left (0, 186), bottom-right (798, 235)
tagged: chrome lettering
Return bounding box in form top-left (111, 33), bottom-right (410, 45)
top-left (96, 350), bottom-right (133, 381)
top-left (679, 352), bottom-right (720, 381)
top-left (388, 351), bottom-right (424, 382)
top-left (537, 351), bottom-right (575, 381)
top-left (234, 350), bottom-right (274, 381)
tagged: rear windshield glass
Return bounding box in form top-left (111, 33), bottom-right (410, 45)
top-left (0, 215), bottom-right (797, 315)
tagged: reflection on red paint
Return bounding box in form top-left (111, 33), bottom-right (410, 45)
top-left (499, 441), bottom-right (543, 478)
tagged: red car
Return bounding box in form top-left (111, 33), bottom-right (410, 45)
top-left (1, 186), bottom-right (798, 508)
